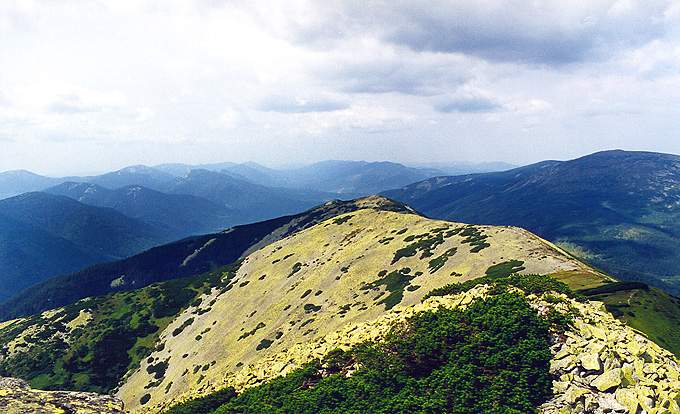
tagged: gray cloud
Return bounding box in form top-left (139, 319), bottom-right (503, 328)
top-left (257, 94), bottom-right (349, 113)
top-left (435, 96), bottom-right (503, 114)
top-left (291, 1), bottom-right (672, 66)
top-left (318, 56), bottom-right (470, 96)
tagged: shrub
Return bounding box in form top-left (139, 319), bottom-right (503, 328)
top-left (209, 293), bottom-right (553, 414)
top-left (424, 273), bottom-right (578, 301)
top-left (162, 387), bottom-right (237, 414)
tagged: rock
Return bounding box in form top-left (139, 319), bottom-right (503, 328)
top-left (597, 392), bottom-right (626, 412)
top-left (580, 352), bottom-right (601, 371)
top-left (564, 386), bottom-right (590, 404)
top-left (589, 325), bottom-right (607, 341)
top-left (621, 363), bottom-right (636, 386)
top-left (591, 368), bottom-right (622, 392)
top-left (615, 388), bottom-right (639, 413)
top-left (0, 377), bottom-right (124, 413)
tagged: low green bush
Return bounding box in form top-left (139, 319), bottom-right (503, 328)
top-left (180, 293), bottom-right (554, 414)
top-left (163, 387), bottom-right (237, 414)
top-left (424, 273), bottom-right (578, 301)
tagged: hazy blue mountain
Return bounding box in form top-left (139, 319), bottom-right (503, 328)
top-left (0, 170), bottom-right (66, 199)
top-left (220, 162), bottom-right (291, 188)
top-left (271, 160), bottom-right (443, 195)
top-left (0, 192), bottom-right (176, 301)
top-left (160, 169), bottom-right (333, 223)
top-left (45, 182), bottom-right (236, 238)
top-left (411, 161), bottom-right (517, 175)
top-left (384, 150), bottom-right (680, 295)
top-left (0, 196), bottom-right (410, 320)
top-left (1, 160), bottom-right (511, 202)
top-left (0, 192), bottom-right (174, 257)
top-left (154, 162), bottom-right (238, 177)
top-left (157, 160), bottom-right (448, 195)
top-left (88, 165), bottom-right (176, 191)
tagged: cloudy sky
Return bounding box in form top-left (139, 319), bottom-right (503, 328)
top-left (2, 0), bottom-right (680, 175)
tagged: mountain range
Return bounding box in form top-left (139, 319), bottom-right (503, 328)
top-left (0, 160), bottom-right (505, 301)
top-left (45, 182), bottom-right (236, 238)
top-left (0, 159), bottom-right (512, 202)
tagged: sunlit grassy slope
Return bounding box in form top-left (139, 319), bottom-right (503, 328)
top-left (118, 207), bottom-right (596, 413)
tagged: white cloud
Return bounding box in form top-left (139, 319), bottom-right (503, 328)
top-left (1, 0), bottom-right (680, 173)
top-left (257, 94), bottom-right (349, 113)
top-left (213, 109), bottom-right (241, 129)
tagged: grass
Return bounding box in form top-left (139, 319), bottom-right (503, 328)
top-left (0, 264), bottom-right (239, 393)
top-left (549, 269), bottom-right (610, 291)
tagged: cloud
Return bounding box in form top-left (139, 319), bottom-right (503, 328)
top-left (622, 39), bottom-right (680, 78)
top-left (46, 94), bottom-right (106, 114)
top-left (315, 49), bottom-right (473, 96)
top-left (285, 104), bottom-right (417, 135)
top-left (286, 0), bottom-right (672, 66)
top-left (257, 94), bottom-right (349, 113)
top-left (2, 1), bottom-right (680, 173)
top-left (212, 109), bottom-right (241, 129)
top-left (27, 88), bottom-right (127, 115)
top-left (434, 86), bottom-right (504, 113)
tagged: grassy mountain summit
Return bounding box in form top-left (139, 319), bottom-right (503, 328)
top-left (116, 203), bottom-right (604, 412)
top-left (384, 150), bottom-right (680, 296)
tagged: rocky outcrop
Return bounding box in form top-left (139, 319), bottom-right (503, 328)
top-left (0, 377), bottom-right (124, 414)
top-left (539, 298), bottom-right (680, 414)
top-left (151, 283), bottom-right (679, 414)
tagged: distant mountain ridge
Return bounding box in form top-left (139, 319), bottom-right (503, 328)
top-left (0, 159), bottom-right (512, 201)
top-left (384, 149), bottom-right (680, 295)
top-left (160, 160), bottom-right (448, 195)
top-left (0, 170), bottom-right (66, 199)
top-left (45, 182), bottom-right (236, 238)
top-left (0, 192), bottom-right (176, 301)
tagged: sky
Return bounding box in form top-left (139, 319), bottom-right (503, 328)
top-left (1, 0), bottom-right (680, 175)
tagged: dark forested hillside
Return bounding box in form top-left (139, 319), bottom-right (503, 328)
top-left (0, 193), bottom-right (175, 301)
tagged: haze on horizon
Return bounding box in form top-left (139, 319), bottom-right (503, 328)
top-left (2, 0), bottom-right (680, 176)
